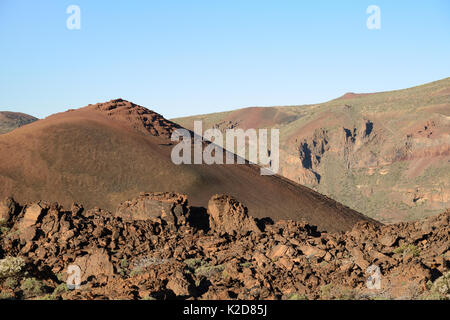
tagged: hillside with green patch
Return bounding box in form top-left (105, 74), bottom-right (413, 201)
top-left (174, 78), bottom-right (450, 223)
top-left (0, 111), bottom-right (37, 135)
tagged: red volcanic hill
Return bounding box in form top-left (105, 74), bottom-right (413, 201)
top-left (0, 99), bottom-right (376, 232)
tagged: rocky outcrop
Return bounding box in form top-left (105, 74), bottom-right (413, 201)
top-left (115, 192), bottom-right (189, 227)
top-left (74, 248), bottom-right (115, 282)
top-left (0, 197), bottom-right (18, 223)
top-left (93, 99), bottom-right (181, 138)
top-left (17, 201), bottom-right (48, 242)
top-left (207, 194), bottom-right (261, 235)
top-left (0, 195), bottom-right (448, 300)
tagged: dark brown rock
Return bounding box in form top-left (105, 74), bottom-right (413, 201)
top-left (207, 194), bottom-right (261, 235)
top-left (0, 197), bottom-right (18, 223)
top-left (115, 192), bottom-right (188, 226)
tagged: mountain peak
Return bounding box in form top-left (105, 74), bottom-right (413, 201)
top-left (82, 99), bottom-right (181, 138)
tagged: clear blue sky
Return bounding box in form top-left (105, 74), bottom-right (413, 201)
top-left (1, 0), bottom-right (449, 119)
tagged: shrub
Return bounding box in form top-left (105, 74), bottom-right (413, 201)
top-left (286, 293), bottom-right (308, 300)
top-left (3, 276), bottom-right (19, 289)
top-left (184, 258), bottom-right (205, 271)
top-left (320, 284), bottom-right (333, 299)
top-left (393, 244), bottom-right (420, 257)
top-left (0, 292), bottom-right (14, 300)
top-left (239, 262), bottom-right (252, 268)
top-left (120, 258), bottom-right (129, 269)
top-left (52, 283), bottom-right (69, 296)
top-left (0, 226), bottom-right (9, 235)
top-left (195, 264), bottom-right (225, 278)
top-left (0, 256), bottom-right (25, 278)
top-left (20, 277), bottom-right (43, 296)
top-left (424, 272), bottom-right (450, 300)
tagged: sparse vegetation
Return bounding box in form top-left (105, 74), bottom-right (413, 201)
top-left (52, 283), bottom-right (69, 296)
top-left (320, 284), bottom-right (333, 299)
top-left (20, 277), bottom-right (44, 297)
top-left (286, 293), bottom-right (308, 300)
top-left (0, 292), bottom-right (14, 300)
top-left (0, 226), bottom-right (10, 235)
top-left (3, 276), bottom-right (19, 289)
top-left (195, 264), bottom-right (225, 278)
top-left (422, 272), bottom-right (450, 300)
top-left (0, 256), bottom-right (25, 279)
top-left (184, 258), bottom-right (206, 272)
top-left (183, 258), bottom-right (224, 278)
top-left (393, 244), bottom-right (421, 257)
top-left (118, 258), bottom-right (130, 277)
top-left (239, 262), bottom-right (252, 268)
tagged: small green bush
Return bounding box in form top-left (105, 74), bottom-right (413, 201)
top-left (286, 293), bottom-right (308, 300)
top-left (120, 258), bottom-right (129, 269)
top-left (195, 264), bottom-right (225, 278)
top-left (52, 283), bottom-right (69, 296)
top-left (0, 292), bottom-right (14, 300)
top-left (20, 277), bottom-right (43, 296)
top-left (239, 262), bottom-right (252, 268)
top-left (393, 244), bottom-right (420, 257)
top-left (0, 256), bottom-right (25, 278)
top-left (0, 226), bottom-right (9, 235)
top-left (3, 276), bottom-right (19, 289)
top-left (320, 284), bottom-right (333, 299)
top-left (184, 258), bottom-right (205, 270)
top-left (424, 272), bottom-right (450, 300)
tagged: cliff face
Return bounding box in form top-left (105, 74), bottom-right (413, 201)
top-left (174, 78), bottom-right (450, 223)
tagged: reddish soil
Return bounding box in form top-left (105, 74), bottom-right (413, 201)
top-left (0, 99), bottom-right (374, 233)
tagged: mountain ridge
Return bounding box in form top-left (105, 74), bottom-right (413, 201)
top-left (174, 78), bottom-right (450, 223)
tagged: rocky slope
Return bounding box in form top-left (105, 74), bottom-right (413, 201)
top-left (0, 98), bottom-right (373, 233)
top-left (0, 111), bottom-right (37, 134)
top-left (0, 194), bottom-right (448, 300)
top-left (174, 78), bottom-right (450, 223)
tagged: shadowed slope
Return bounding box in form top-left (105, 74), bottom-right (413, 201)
top-left (0, 99), bottom-right (375, 232)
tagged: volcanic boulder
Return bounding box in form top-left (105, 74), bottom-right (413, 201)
top-left (18, 201), bottom-right (48, 242)
top-left (207, 194), bottom-right (261, 235)
top-left (115, 192), bottom-right (189, 226)
top-left (0, 197), bottom-right (18, 223)
top-left (73, 248), bottom-right (115, 282)
top-left (166, 271), bottom-right (193, 297)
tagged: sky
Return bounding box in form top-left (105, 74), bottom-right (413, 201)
top-left (0, 0), bottom-right (449, 119)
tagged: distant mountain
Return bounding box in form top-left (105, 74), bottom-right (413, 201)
top-left (0, 111), bottom-right (37, 134)
top-left (174, 78), bottom-right (450, 223)
top-left (0, 99), bottom-right (373, 232)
